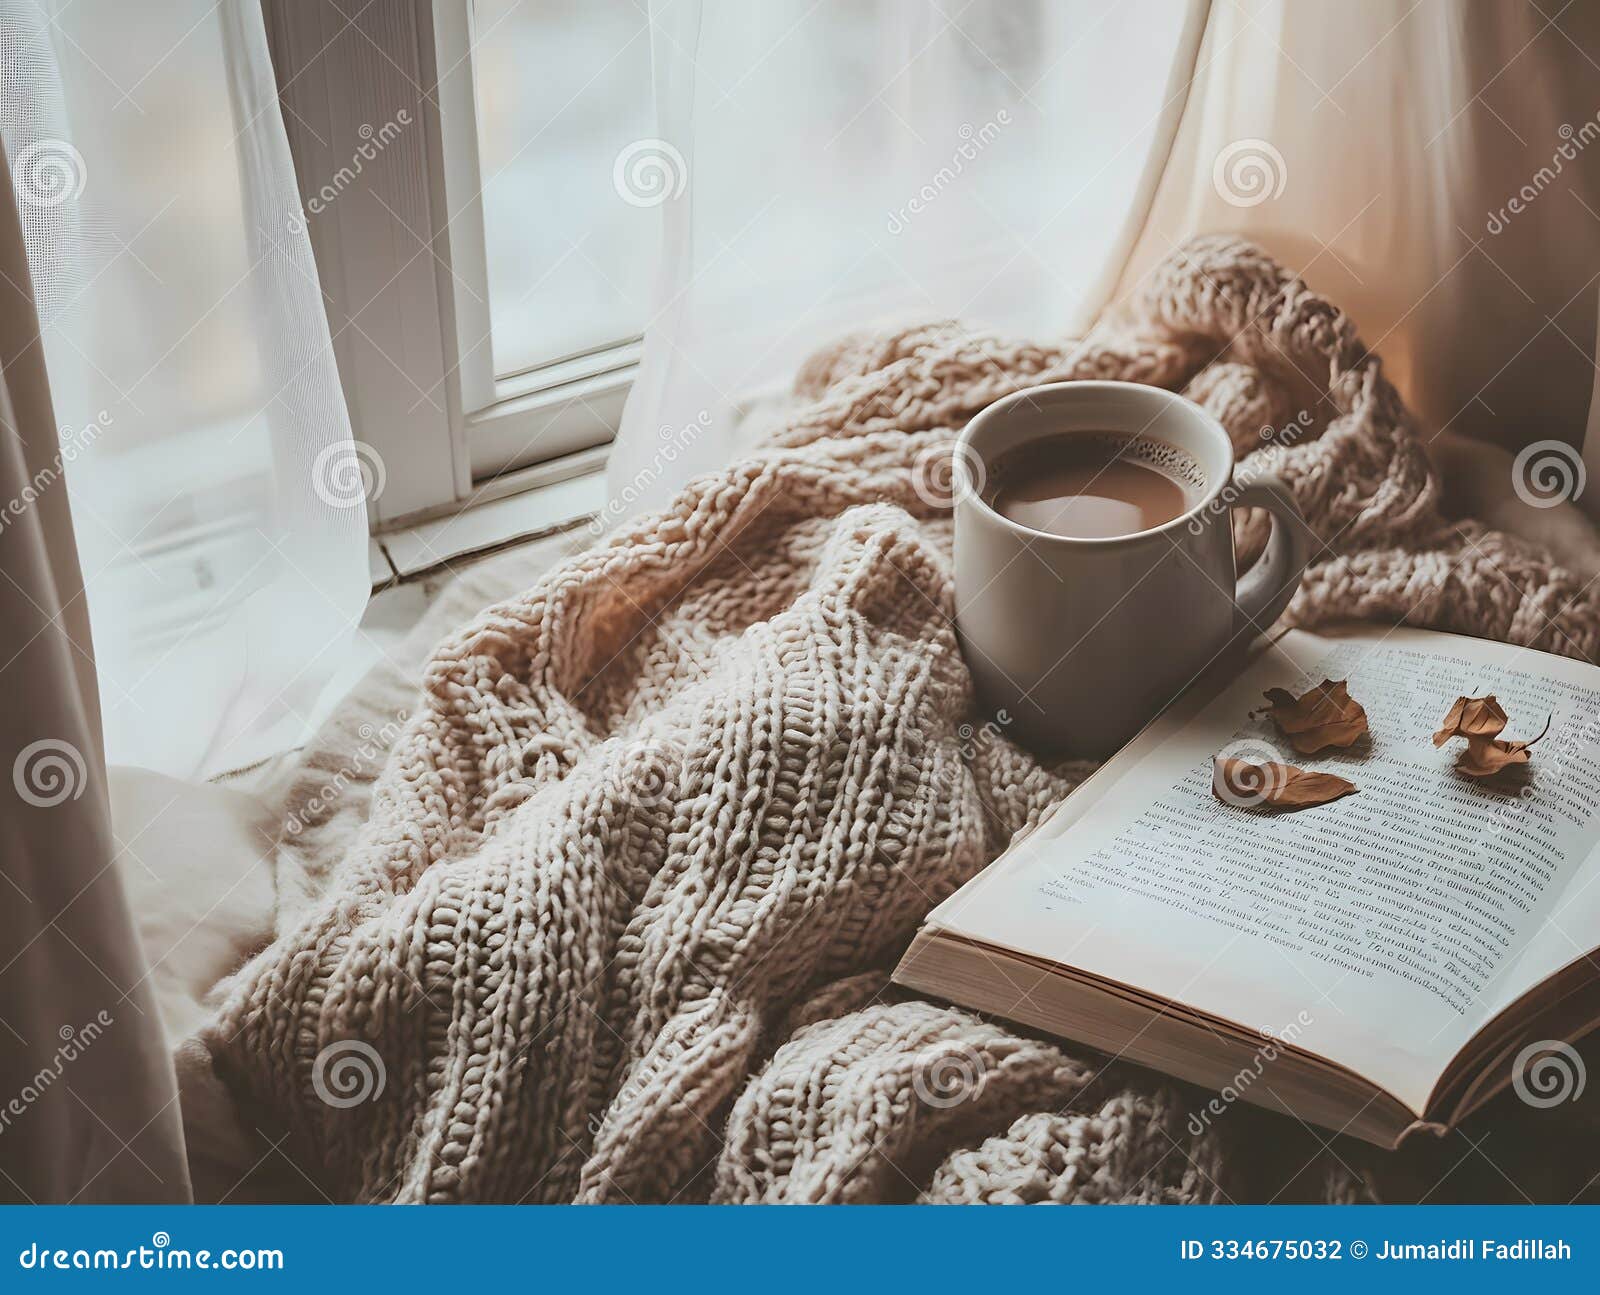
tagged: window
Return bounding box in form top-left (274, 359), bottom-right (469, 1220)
top-left (265, 0), bottom-right (650, 530)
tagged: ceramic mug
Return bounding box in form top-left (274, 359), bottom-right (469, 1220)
top-left (954, 380), bottom-right (1311, 759)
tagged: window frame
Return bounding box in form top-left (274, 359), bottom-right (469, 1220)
top-left (263, 0), bottom-right (636, 531)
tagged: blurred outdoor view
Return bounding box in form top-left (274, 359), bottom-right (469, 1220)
top-left (473, 0), bottom-right (658, 376)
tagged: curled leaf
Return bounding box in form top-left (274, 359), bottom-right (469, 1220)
top-left (1212, 757), bottom-right (1358, 811)
top-left (1258, 679), bottom-right (1369, 754)
top-left (1453, 714), bottom-right (1552, 780)
top-left (1432, 695), bottom-right (1508, 747)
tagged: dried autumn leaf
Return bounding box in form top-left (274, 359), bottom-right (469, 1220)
top-left (1432, 695), bottom-right (1509, 747)
top-left (1259, 679), bottom-right (1369, 754)
top-left (1212, 757), bottom-right (1358, 811)
top-left (1453, 715), bottom-right (1552, 780)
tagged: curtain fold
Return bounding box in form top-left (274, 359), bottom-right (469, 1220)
top-left (0, 0), bottom-right (370, 778)
top-left (0, 141), bottom-right (190, 1204)
top-left (613, 0), bottom-right (1600, 531)
top-left (609, 0), bottom-right (1208, 519)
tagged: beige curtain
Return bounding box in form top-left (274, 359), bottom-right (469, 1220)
top-left (1114, 1), bottom-right (1600, 521)
top-left (0, 145), bottom-right (189, 1203)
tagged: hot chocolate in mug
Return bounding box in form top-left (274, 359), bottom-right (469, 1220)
top-left (953, 380), bottom-right (1312, 759)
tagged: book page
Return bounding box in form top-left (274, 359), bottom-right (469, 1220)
top-left (931, 626), bottom-right (1600, 1114)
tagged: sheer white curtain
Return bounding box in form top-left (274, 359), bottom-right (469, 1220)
top-left (609, 0), bottom-right (1210, 518)
top-left (0, 0), bottom-right (369, 778)
top-left (613, 0), bottom-right (1600, 554)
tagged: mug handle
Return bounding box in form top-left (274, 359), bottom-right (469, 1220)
top-left (1229, 475), bottom-right (1312, 631)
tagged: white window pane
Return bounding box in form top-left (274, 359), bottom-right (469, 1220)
top-left (472, 0), bottom-right (657, 377)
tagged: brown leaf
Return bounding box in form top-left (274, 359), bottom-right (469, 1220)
top-left (1452, 715), bottom-right (1552, 780)
top-left (1432, 695), bottom-right (1508, 747)
top-left (1212, 757), bottom-right (1358, 811)
top-left (1259, 679), bottom-right (1369, 754)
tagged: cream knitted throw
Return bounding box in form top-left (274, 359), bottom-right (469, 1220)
top-left (208, 238), bottom-right (1600, 1204)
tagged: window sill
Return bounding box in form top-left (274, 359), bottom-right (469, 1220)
top-left (371, 458), bottom-right (607, 584)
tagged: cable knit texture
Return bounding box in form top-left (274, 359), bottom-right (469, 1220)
top-left (206, 238), bottom-right (1600, 1204)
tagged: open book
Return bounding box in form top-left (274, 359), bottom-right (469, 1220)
top-left (894, 625), bottom-right (1600, 1148)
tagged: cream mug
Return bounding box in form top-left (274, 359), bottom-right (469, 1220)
top-left (954, 380), bottom-right (1311, 759)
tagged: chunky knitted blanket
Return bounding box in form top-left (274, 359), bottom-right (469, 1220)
top-left (207, 238), bottom-right (1600, 1204)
